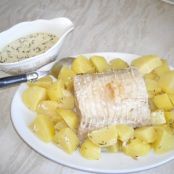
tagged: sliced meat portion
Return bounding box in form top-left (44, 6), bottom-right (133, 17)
top-left (74, 67), bottom-right (151, 140)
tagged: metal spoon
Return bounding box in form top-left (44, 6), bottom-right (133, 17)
top-left (0, 57), bottom-right (74, 88)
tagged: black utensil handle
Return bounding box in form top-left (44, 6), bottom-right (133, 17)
top-left (0, 74), bottom-right (28, 88)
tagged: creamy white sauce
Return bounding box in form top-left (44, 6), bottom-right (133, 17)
top-left (0, 32), bottom-right (58, 63)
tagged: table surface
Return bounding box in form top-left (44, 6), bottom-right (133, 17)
top-left (0, 0), bottom-right (174, 174)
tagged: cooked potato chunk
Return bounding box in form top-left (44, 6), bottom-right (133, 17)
top-left (110, 58), bottom-right (128, 70)
top-left (144, 72), bottom-right (159, 81)
top-left (106, 141), bottom-right (121, 153)
top-left (169, 94), bottom-right (174, 105)
top-left (37, 100), bottom-right (62, 124)
top-left (131, 55), bottom-right (162, 75)
top-left (153, 127), bottom-right (174, 154)
top-left (88, 125), bottom-right (117, 147)
top-left (148, 99), bottom-right (157, 111)
top-left (57, 109), bottom-right (79, 129)
top-left (165, 111), bottom-right (174, 124)
top-left (57, 89), bottom-right (74, 109)
top-left (72, 55), bottom-right (95, 74)
top-left (54, 127), bottom-right (80, 154)
top-left (30, 114), bottom-right (54, 142)
top-left (135, 126), bottom-right (156, 143)
top-left (54, 120), bottom-right (68, 132)
top-left (158, 71), bottom-right (174, 94)
top-left (153, 93), bottom-right (173, 110)
top-left (47, 80), bottom-right (64, 102)
top-left (151, 110), bottom-right (166, 125)
top-left (116, 125), bottom-right (134, 142)
top-left (153, 59), bottom-right (170, 76)
top-left (123, 138), bottom-right (151, 158)
top-left (90, 56), bottom-right (110, 72)
top-left (36, 100), bottom-right (58, 117)
top-left (28, 76), bottom-right (53, 89)
top-left (22, 86), bottom-right (47, 111)
top-left (145, 79), bottom-right (162, 95)
top-left (58, 66), bottom-right (75, 90)
top-left (80, 139), bottom-right (101, 160)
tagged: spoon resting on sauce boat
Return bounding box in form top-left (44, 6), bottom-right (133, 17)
top-left (0, 57), bottom-right (74, 88)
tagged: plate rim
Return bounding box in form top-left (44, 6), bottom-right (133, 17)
top-left (10, 52), bottom-right (174, 174)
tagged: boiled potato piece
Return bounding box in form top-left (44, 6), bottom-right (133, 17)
top-left (54, 120), bottom-right (68, 132)
top-left (153, 59), bottom-right (170, 76)
top-left (153, 93), bottom-right (173, 110)
top-left (158, 71), bottom-right (174, 94)
top-left (47, 80), bottom-right (64, 102)
top-left (169, 94), bottom-right (174, 105)
top-left (165, 111), bottom-right (174, 124)
top-left (57, 109), bottom-right (79, 129)
top-left (123, 138), bottom-right (151, 158)
top-left (153, 127), bottom-right (174, 154)
top-left (88, 125), bottom-right (117, 147)
top-left (144, 72), bottom-right (159, 81)
top-left (151, 110), bottom-right (166, 125)
top-left (54, 127), bottom-right (80, 154)
top-left (28, 76), bottom-right (53, 89)
top-left (72, 55), bottom-right (95, 74)
top-left (36, 100), bottom-right (58, 117)
top-left (58, 66), bottom-right (75, 90)
top-left (37, 100), bottom-right (62, 124)
top-left (148, 99), bottom-right (157, 111)
top-left (57, 89), bottom-right (74, 109)
top-left (22, 86), bottom-right (47, 111)
top-left (135, 126), bottom-right (156, 143)
top-left (30, 114), bottom-right (54, 142)
top-left (106, 141), bottom-right (121, 153)
top-left (145, 79), bottom-right (162, 95)
top-left (110, 58), bottom-right (128, 70)
top-left (90, 56), bottom-right (110, 72)
top-left (80, 139), bottom-right (101, 160)
top-left (131, 55), bottom-right (162, 75)
top-left (116, 125), bottom-right (134, 142)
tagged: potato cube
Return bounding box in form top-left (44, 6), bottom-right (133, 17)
top-left (135, 126), bottom-right (156, 143)
top-left (88, 125), bottom-right (117, 147)
top-left (165, 111), bottom-right (174, 123)
top-left (158, 71), bottom-right (174, 94)
top-left (153, 93), bottom-right (173, 110)
top-left (106, 141), bottom-right (121, 153)
top-left (153, 127), bottom-right (174, 154)
top-left (116, 125), bottom-right (134, 142)
top-left (110, 58), bottom-right (128, 70)
top-left (145, 79), bottom-right (162, 95)
top-left (151, 110), bottom-right (166, 125)
top-left (153, 59), bottom-right (170, 76)
top-left (123, 138), bottom-right (151, 158)
top-left (28, 76), bottom-right (53, 89)
top-left (47, 80), bottom-right (64, 102)
top-left (30, 114), bottom-right (54, 142)
top-left (72, 55), bottom-right (95, 74)
top-left (22, 86), bottom-right (47, 111)
top-left (80, 139), bottom-right (101, 160)
top-left (58, 66), bottom-right (75, 90)
top-left (37, 100), bottom-right (62, 124)
top-left (54, 127), bottom-right (80, 154)
top-left (144, 72), bottom-right (159, 81)
top-left (148, 99), bottom-right (157, 111)
top-left (57, 89), bottom-right (74, 109)
top-left (90, 56), bottom-right (110, 72)
top-left (54, 120), bottom-right (68, 132)
top-left (131, 55), bottom-right (162, 75)
top-left (57, 109), bottom-right (79, 129)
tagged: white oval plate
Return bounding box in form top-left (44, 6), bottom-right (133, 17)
top-left (11, 52), bottom-right (174, 174)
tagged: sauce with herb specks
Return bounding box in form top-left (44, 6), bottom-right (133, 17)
top-left (0, 32), bottom-right (58, 63)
